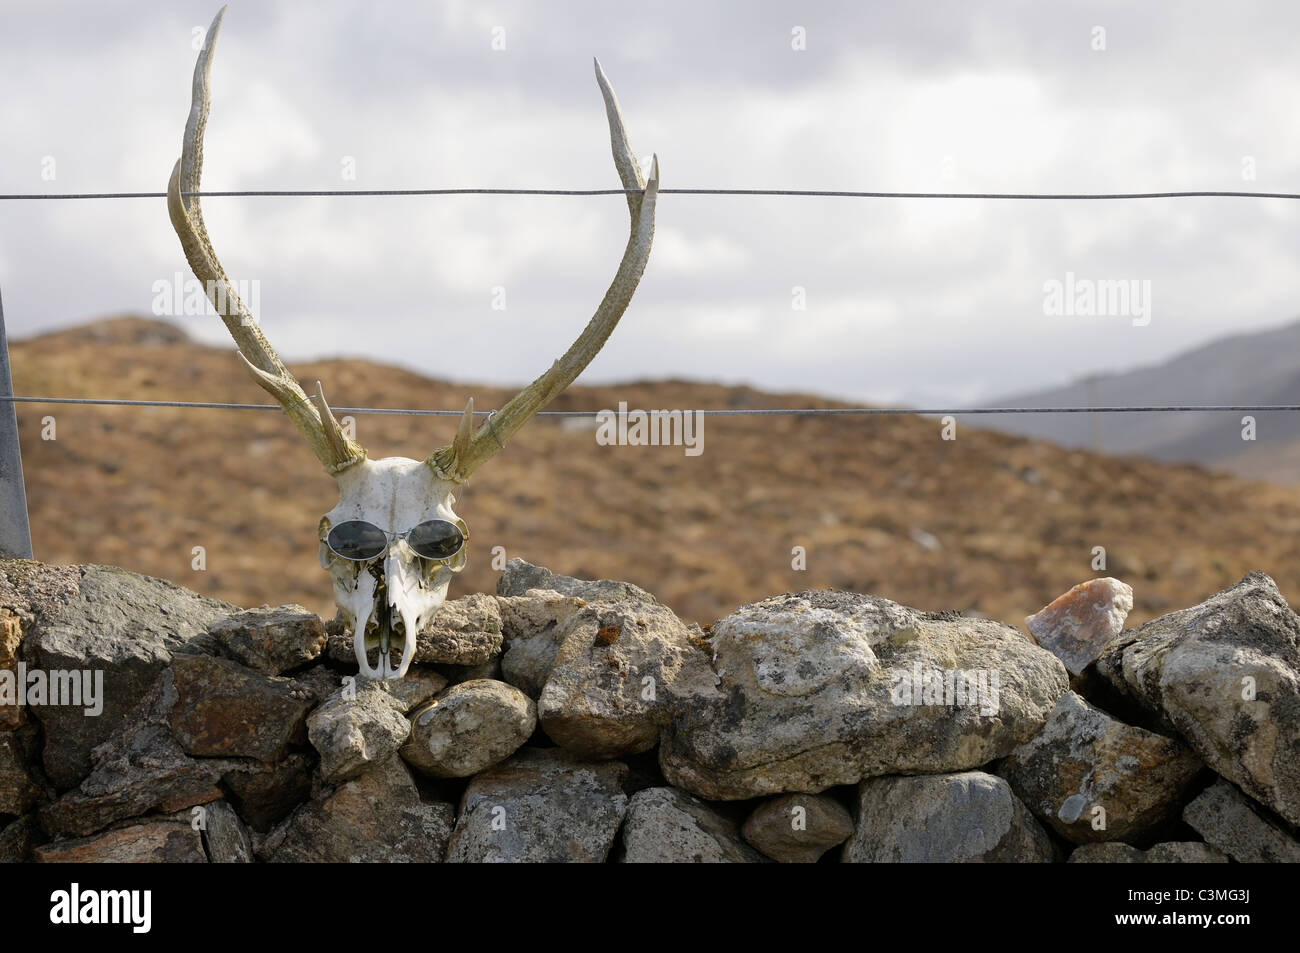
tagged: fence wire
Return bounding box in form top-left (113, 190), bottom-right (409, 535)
top-left (3, 188), bottom-right (1300, 201)
top-left (0, 396), bottom-right (1296, 417)
top-left (3, 182), bottom-right (1296, 420)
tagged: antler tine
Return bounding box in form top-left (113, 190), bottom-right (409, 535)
top-left (168, 7), bottom-right (365, 474)
top-left (430, 59), bottom-right (658, 482)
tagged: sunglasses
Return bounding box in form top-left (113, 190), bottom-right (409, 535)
top-left (324, 518), bottom-right (466, 563)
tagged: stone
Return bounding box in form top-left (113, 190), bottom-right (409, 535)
top-left (0, 730), bottom-right (41, 814)
top-left (383, 666), bottom-right (450, 712)
top-left (1067, 842), bottom-right (1145, 863)
top-left (446, 748), bottom-right (628, 863)
top-left (1144, 842), bottom-right (1231, 863)
top-left (21, 564), bottom-right (236, 788)
top-left (498, 591), bottom-right (587, 696)
top-left (263, 755), bottom-right (454, 863)
top-left (0, 560), bottom-right (80, 627)
top-left (288, 663), bottom-right (444, 714)
top-left (660, 590), bottom-right (1068, 800)
top-left (169, 655), bottom-right (313, 761)
top-left (412, 593), bottom-right (503, 665)
top-left (307, 681), bottom-right (411, 783)
top-left (1182, 778), bottom-right (1300, 863)
top-left (1025, 577), bottom-right (1134, 676)
top-left (0, 609), bottom-right (22, 729)
top-left (327, 594), bottom-right (503, 667)
top-left (620, 787), bottom-right (767, 863)
top-left (497, 558), bottom-right (659, 604)
top-left (40, 675), bottom-right (231, 837)
top-left (741, 793), bottom-right (855, 863)
top-left (843, 771), bottom-right (1057, 863)
top-left (200, 799), bottom-right (253, 863)
top-left (34, 820), bottom-right (207, 863)
top-left (0, 815), bottom-right (40, 862)
top-left (1068, 841), bottom-right (1230, 863)
top-left (220, 753), bottom-right (314, 833)
top-left (401, 679), bottom-right (535, 779)
top-left (288, 664), bottom-right (346, 706)
top-left (40, 733), bottom-right (225, 838)
top-left (1095, 572), bottom-right (1300, 825)
top-left (537, 599), bottom-right (718, 758)
top-left (998, 691), bottom-right (1203, 844)
top-left (209, 605), bottom-right (326, 675)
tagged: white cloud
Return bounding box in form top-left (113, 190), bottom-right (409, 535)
top-left (2, 0), bottom-right (1299, 411)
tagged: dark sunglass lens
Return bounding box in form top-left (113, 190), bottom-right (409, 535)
top-left (327, 520), bottom-right (388, 560)
top-left (407, 519), bottom-right (465, 560)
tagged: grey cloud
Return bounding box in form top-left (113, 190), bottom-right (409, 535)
top-left (1, 0), bottom-right (1298, 409)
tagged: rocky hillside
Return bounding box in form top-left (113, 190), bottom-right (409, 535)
top-left (2, 558), bottom-right (1297, 863)
top-left (10, 316), bottom-right (1300, 631)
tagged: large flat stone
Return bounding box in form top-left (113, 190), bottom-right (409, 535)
top-left (34, 820), bottom-right (207, 863)
top-left (21, 564), bottom-right (235, 788)
top-left (660, 590), bottom-right (1068, 799)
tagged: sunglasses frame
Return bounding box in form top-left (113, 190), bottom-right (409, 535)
top-left (324, 517), bottom-right (467, 564)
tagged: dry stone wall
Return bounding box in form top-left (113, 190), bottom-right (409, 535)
top-left (1, 558), bottom-right (1297, 863)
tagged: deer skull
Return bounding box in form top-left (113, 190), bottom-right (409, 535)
top-left (168, 8), bottom-right (658, 679)
top-left (319, 458), bottom-right (469, 680)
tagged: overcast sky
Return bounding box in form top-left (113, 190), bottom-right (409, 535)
top-left (1, 0), bottom-right (1297, 407)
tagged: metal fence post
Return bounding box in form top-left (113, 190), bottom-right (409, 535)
top-left (0, 284), bottom-right (33, 559)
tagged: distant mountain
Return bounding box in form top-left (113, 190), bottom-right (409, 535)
top-left (984, 319), bottom-right (1300, 479)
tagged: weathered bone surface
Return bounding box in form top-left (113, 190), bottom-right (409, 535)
top-left (168, 8), bottom-right (658, 679)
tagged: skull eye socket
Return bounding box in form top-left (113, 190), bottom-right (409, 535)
top-left (325, 520), bottom-right (389, 561)
top-left (406, 519), bottom-right (466, 561)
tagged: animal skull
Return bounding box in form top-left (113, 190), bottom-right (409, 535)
top-left (320, 458), bottom-right (469, 680)
top-left (168, 8), bottom-right (658, 679)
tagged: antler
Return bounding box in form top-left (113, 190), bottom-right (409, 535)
top-left (168, 7), bottom-right (365, 474)
top-left (429, 59), bottom-right (659, 483)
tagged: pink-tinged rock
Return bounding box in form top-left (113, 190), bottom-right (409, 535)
top-left (1025, 578), bottom-right (1134, 676)
top-left (34, 821), bottom-right (207, 863)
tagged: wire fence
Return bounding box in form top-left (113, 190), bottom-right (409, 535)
top-left (3, 187), bottom-right (1300, 201)
top-left (0, 396), bottom-right (1298, 417)
top-left (3, 178), bottom-right (1297, 561)
top-left (2, 181), bottom-right (1296, 420)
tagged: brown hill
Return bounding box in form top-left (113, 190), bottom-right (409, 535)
top-left (9, 316), bottom-right (1300, 629)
